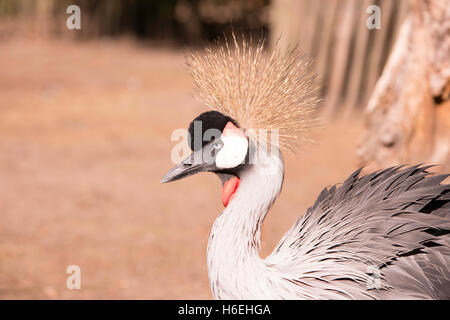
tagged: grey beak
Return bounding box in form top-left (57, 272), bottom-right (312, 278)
top-left (160, 160), bottom-right (202, 183)
top-left (161, 146), bottom-right (217, 183)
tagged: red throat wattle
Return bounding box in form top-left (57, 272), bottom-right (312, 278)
top-left (221, 176), bottom-right (240, 207)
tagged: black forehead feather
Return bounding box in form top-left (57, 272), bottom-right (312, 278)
top-left (188, 111), bottom-right (239, 151)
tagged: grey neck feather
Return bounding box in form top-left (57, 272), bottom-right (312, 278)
top-left (207, 145), bottom-right (285, 299)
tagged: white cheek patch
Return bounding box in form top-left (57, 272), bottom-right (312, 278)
top-left (215, 135), bottom-right (248, 169)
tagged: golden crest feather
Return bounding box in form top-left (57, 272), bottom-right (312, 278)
top-left (186, 34), bottom-right (321, 152)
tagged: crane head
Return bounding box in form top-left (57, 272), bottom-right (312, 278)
top-left (161, 111), bottom-right (248, 206)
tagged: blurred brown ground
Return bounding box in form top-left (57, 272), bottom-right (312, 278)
top-left (0, 39), bottom-right (364, 299)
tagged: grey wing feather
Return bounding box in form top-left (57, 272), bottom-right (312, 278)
top-left (267, 165), bottom-right (450, 299)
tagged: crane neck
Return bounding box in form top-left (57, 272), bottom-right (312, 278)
top-left (206, 146), bottom-right (284, 299)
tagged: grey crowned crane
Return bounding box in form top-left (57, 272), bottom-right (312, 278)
top-left (161, 37), bottom-right (450, 299)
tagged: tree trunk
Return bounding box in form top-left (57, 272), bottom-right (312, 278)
top-left (358, 0), bottom-right (450, 172)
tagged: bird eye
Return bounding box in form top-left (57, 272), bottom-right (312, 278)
top-left (212, 142), bottom-right (222, 149)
